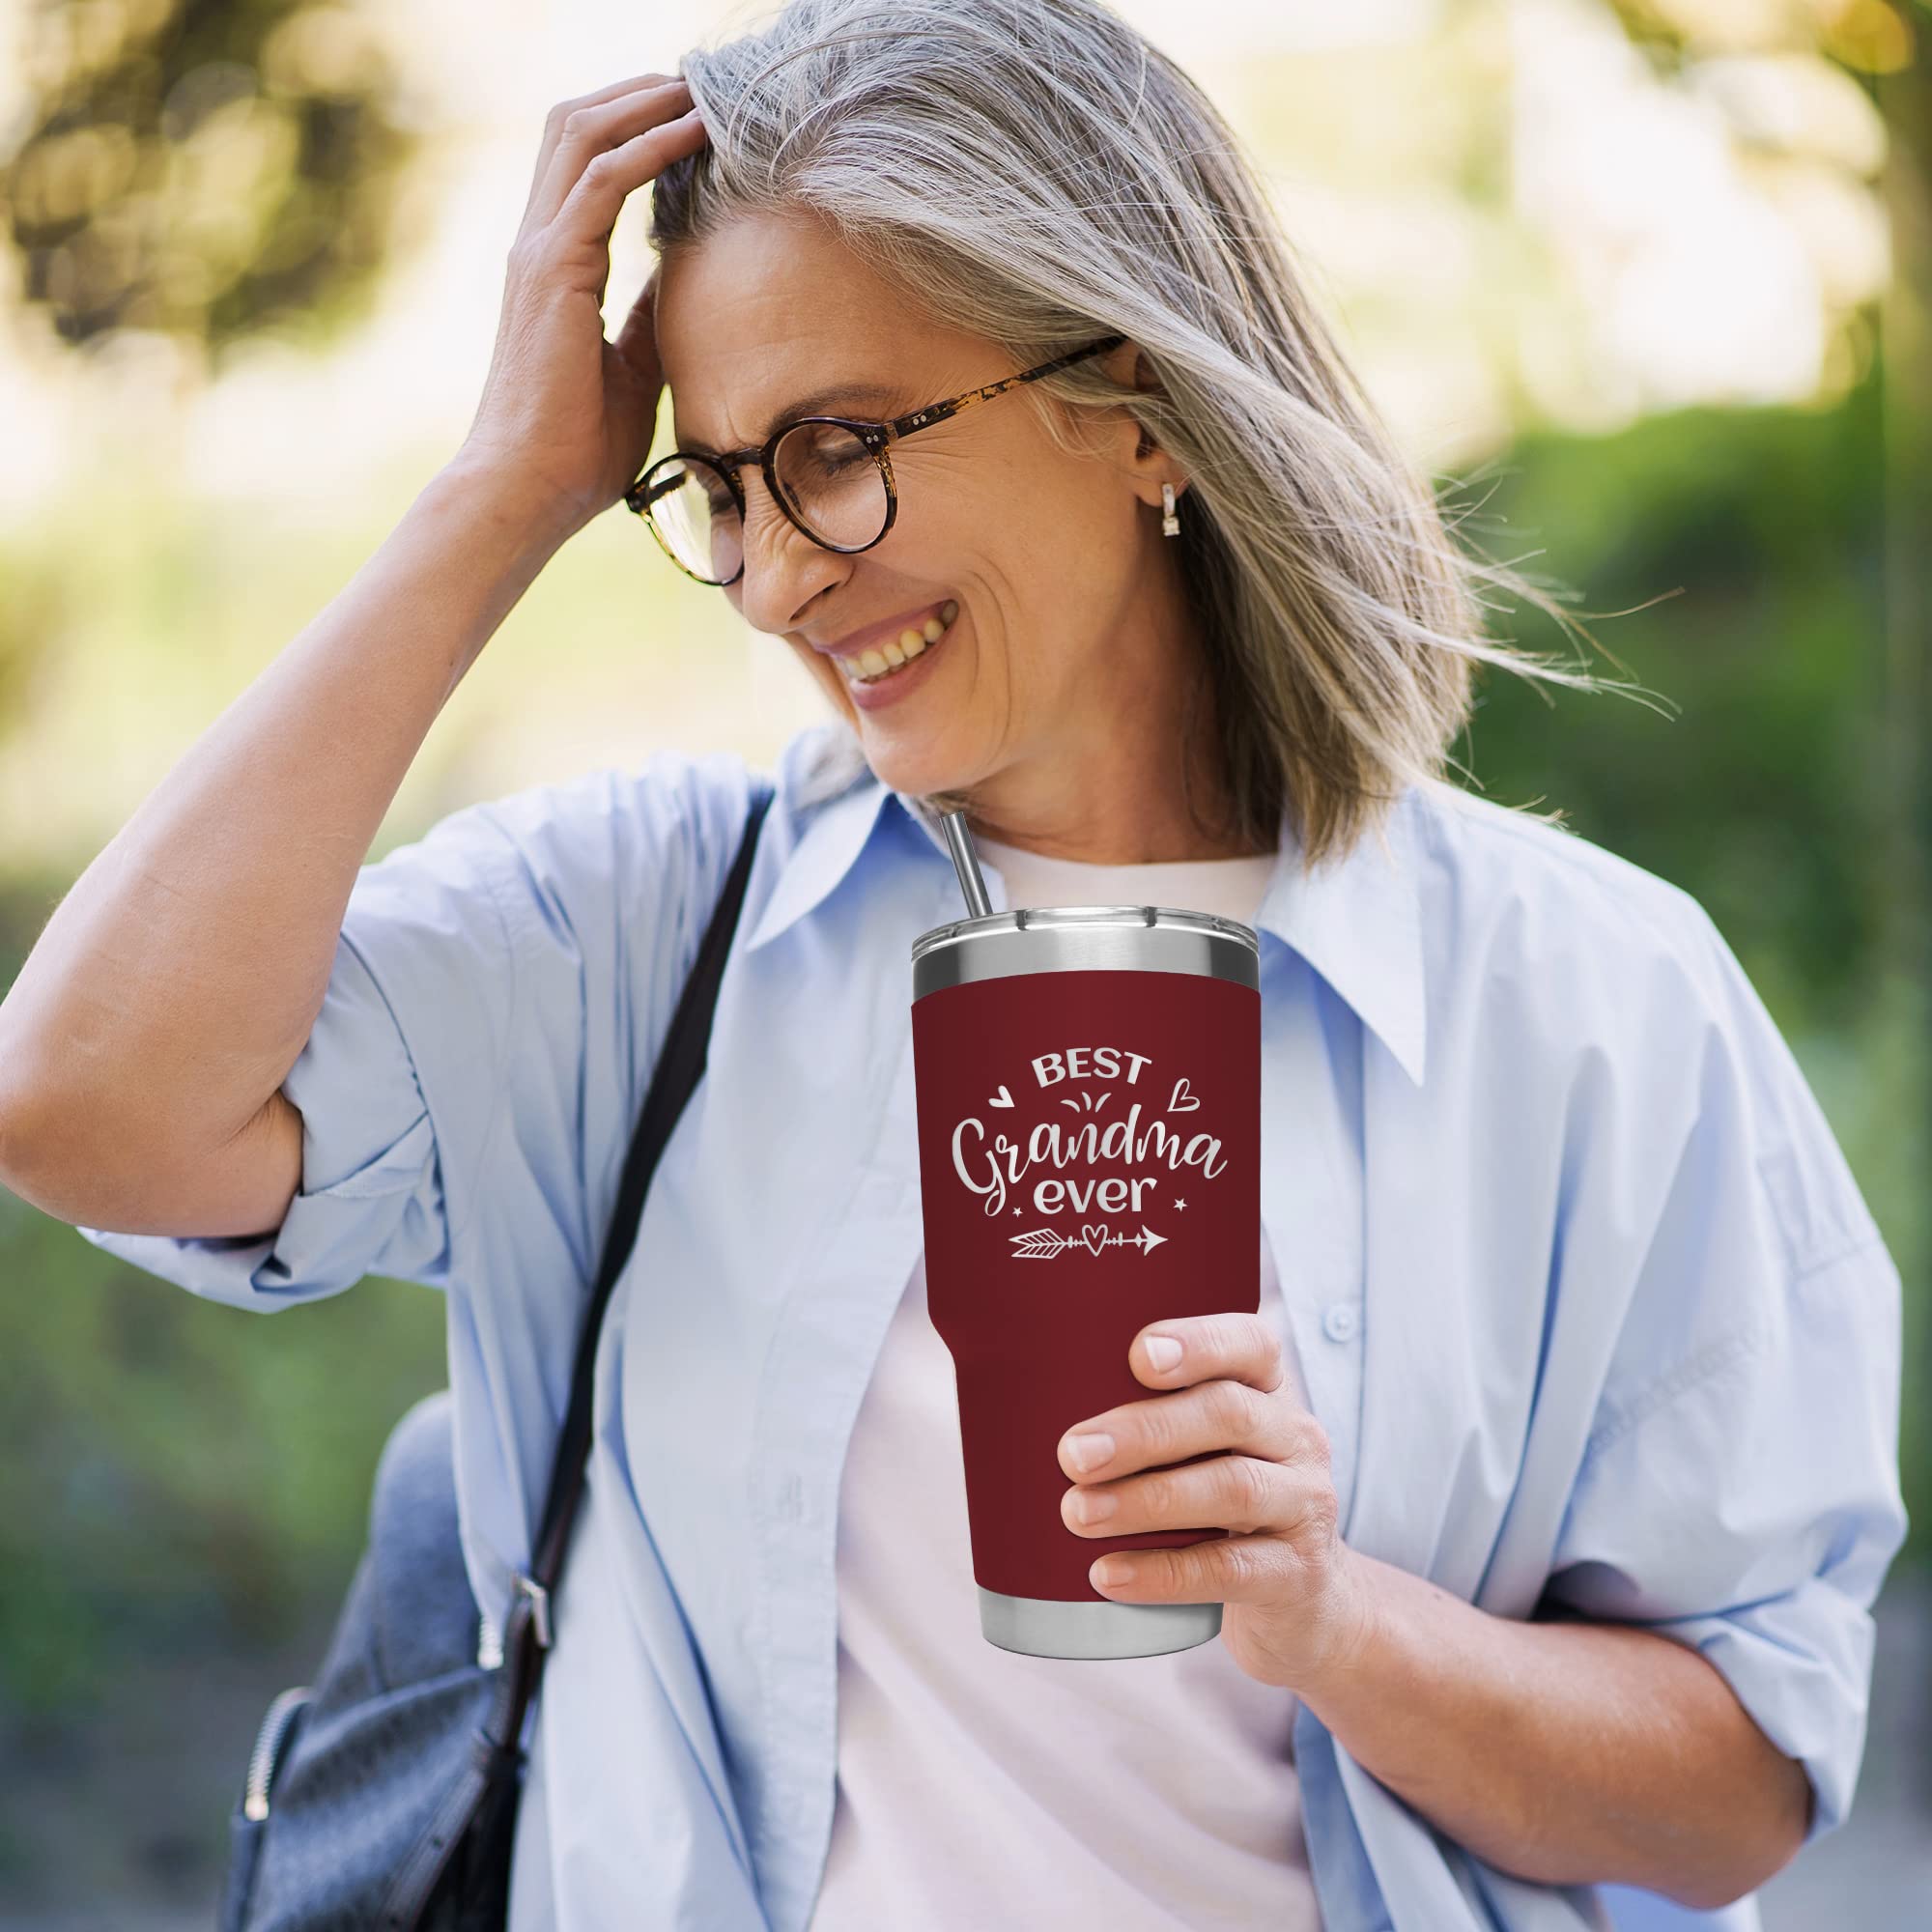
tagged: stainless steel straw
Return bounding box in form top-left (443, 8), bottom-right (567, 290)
top-left (939, 806), bottom-right (993, 920)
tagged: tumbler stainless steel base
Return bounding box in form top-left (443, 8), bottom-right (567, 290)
top-left (979, 1587), bottom-right (1222, 1659)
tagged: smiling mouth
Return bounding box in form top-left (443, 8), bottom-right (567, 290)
top-left (835, 600), bottom-right (960, 686)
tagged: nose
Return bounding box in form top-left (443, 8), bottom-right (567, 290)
top-left (731, 469), bottom-right (850, 636)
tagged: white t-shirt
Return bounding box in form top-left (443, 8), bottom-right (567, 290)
top-left (808, 836), bottom-right (1322, 1929)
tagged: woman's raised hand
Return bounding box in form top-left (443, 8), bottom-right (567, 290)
top-left (457, 74), bottom-right (708, 540)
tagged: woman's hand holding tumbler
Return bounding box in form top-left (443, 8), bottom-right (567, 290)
top-left (1058, 1313), bottom-right (1373, 1695)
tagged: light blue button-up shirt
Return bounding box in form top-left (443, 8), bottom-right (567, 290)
top-left (77, 717), bottom-right (1906, 1931)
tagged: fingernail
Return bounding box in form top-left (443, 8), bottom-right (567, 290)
top-left (1145, 1335), bottom-right (1182, 1372)
top-left (1065, 1431), bottom-right (1114, 1472)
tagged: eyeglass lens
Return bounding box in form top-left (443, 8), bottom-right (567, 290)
top-left (645, 457), bottom-right (744, 585)
top-left (644, 422), bottom-right (889, 583)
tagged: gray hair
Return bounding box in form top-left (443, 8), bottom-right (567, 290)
top-left (651, 0), bottom-right (1621, 866)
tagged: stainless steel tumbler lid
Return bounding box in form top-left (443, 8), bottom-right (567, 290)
top-left (912, 904), bottom-right (1259, 998)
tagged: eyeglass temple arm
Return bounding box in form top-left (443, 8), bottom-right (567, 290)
top-left (623, 331), bottom-right (1130, 497)
top-left (626, 470), bottom-right (692, 513)
top-left (879, 333), bottom-right (1127, 443)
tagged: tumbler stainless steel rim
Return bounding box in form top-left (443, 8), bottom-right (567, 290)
top-left (911, 906), bottom-right (1259, 1000)
top-left (978, 1587), bottom-right (1223, 1660)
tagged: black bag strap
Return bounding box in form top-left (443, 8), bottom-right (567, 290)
top-left (525, 776), bottom-right (776, 1612)
top-left (382, 775), bottom-right (776, 1929)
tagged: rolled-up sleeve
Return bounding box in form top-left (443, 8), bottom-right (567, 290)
top-left (76, 747), bottom-right (758, 1314)
top-left (1540, 905), bottom-right (1907, 1844)
top-left (76, 924), bottom-right (456, 1306)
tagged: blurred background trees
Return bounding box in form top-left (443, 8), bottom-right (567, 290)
top-left (2, 0), bottom-right (418, 356)
top-left (0, 0), bottom-right (1925, 1921)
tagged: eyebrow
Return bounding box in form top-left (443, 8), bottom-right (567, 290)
top-left (678, 380), bottom-right (916, 458)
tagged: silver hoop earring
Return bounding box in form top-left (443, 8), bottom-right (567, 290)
top-left (1160, 480), bottom-right (1179, 537)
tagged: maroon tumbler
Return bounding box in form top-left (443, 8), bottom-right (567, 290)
top-left (910, 901), bottom-right (1262, 1659)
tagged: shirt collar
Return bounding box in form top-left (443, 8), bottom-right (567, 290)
top-left (1257, 793), bottom-right (1430, 1087)
top-left (743, 751), bottom-right (1429, 1087)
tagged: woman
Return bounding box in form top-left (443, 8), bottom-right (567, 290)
top-left (0, 2), bottom-right (1903, 1928)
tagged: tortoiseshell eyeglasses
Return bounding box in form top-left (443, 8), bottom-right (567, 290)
top-left (624, 333), bottom-right (1126, 586)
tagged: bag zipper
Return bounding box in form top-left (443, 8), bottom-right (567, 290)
top-left (242, 1684), bottom-right (313, 1822)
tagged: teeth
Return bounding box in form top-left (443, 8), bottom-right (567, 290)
top-left (839, 604), bottom-right (956, 685)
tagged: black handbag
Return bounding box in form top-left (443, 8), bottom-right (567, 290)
top-left (218, 779), bottom-right (776, 1931)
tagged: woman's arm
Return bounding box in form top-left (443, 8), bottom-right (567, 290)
top-left (1301, 1550), bottom-right (1811, 1909)
top-left (0, 74), bottom-right (707, 1237)
top-left (0, 462), bottom-right (572, 1237)
top-left (1057, 1314), bottom-right (1816, 1912)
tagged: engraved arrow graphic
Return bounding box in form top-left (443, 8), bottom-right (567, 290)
top-left (1009, 1224), bottom-right (1169, 1259)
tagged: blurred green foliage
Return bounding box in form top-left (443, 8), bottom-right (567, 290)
top-left (1465, 370), bottom-right (1893, 1029)
top-left (0, 1117), bottom-right (445, 1720)
top-left (2, 0), bottom-right (421, 355)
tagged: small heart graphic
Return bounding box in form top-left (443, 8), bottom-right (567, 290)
top-left (988, 1085), bottom-right (1013, 1109)
top-left (1080, 1223), bottom-right (1108, 1257)
top-left (1167, 1076), bottom-right (1200, 1114)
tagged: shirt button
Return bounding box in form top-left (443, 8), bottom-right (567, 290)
top-left (1321, 1301), bottom-right (1360, 1344)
